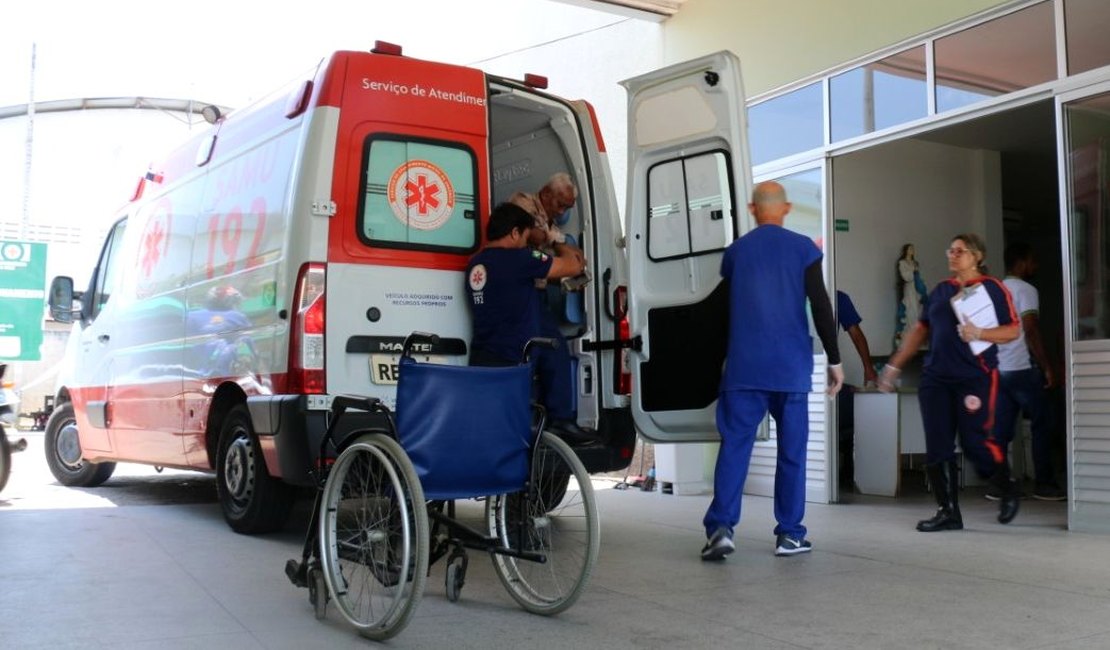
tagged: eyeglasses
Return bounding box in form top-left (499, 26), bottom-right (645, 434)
top-left (946, 247), bottom-right (972, 257)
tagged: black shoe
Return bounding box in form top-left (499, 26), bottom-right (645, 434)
top-left (1032, 484), bottom-right (1066, 501)
top-left (548, 420), bottom-right (597, 445)
top-left (701, 528), bottom-right (735, 561)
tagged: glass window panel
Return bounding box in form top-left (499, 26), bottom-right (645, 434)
top-left (685, 153), bottom-right (733, 253)
top-left (360, 138), bottom-right (478, 252)
top-left (1065, 93), bottom-right (1110, 340)
top-left (935, 2), bottom-right (1056, 113)
top-left (1065, 0), bottom-right (1110, 75)
top-left (648, 159), bottom-right (690, 259)
top-left (830, 47), bottom-right (927, 142)
top-left (748, 82), bottom-right (823, 166)
top-left (647, 152), bottom-right (734, 260)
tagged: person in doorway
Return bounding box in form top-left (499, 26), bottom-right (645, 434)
top-left (509, 174), bottom-right (593, 443)
top-left (990, 242), bottom-right (1065, 501)
top-left (509, 172), bottom-right (579, 250)
top-left (836, 290), bottom-right (878, 491)
top-left (700, 181), bottom-right (844, 561)
top-left (465, 202), bottom-right (588, 443)
top-left (878, 233), bottom-right (1021, 531)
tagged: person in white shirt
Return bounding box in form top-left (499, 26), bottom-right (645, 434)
top-left (993, 242), bottom-right (1065, 501)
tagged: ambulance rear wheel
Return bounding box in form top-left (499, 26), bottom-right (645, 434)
top-left (216, 404), bottom-right (294, 534)
top-left (44, 402), bottom-right (116, 488)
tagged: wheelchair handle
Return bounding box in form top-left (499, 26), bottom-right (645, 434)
top-left (521, 337), bottom-right (558, 362)
top-left (402, 331), bottom-right (441, 359)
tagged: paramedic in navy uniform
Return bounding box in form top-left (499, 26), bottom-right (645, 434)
top-left (701, 181), bottom-right (844, 562)
top-left (466, 202), bottom-right (585, 432)
top-left (879, 233), bottom-right (1021, 531)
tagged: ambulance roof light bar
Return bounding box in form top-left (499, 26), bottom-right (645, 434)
top-left (372, 41), bottom-right (403, 56)
top-left (523, 73), bottom-right (548, 90)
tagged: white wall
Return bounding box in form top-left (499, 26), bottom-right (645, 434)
top-left (479, 18), bottom-right (664, 221)
top-left (832, 138), bottom-right (1003, 383)
top-left (663, 0), bottom-right (1009, 96)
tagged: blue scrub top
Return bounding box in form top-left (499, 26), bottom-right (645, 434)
top-left (466, 247), bottom-right (553, 362)
top-left (720, 224), bottom-right (822, 393)
top-left (836, 290), bottom-right (862, 331)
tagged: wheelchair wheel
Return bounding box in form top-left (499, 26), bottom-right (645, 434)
top-left (487, 431), bottom-right (599, 615)
top-left (318, 434), bottom-right (428, 641)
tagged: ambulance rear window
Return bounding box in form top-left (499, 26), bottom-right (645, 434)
top-left (357, 136), bottom-right (479, 253)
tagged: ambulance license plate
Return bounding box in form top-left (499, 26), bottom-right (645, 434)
top-left (369, 354), bottom-right (447, 385)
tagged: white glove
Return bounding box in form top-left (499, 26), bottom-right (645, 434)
top-left (957, 317), bottom-right (982, 343)
top-left (877, 364), bottom-right (901, 393)
top-left (827, 363), bottom-right (844, 396)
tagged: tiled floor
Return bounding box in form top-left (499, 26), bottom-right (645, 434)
top-left (1, 435), bottom-right (1102, 649)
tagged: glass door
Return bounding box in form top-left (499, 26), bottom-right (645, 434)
top-left (1057, 81), bottom-right (1110, 530)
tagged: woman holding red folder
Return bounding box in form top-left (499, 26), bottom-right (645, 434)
top-left (879, 233), bottom-right (1021, 531)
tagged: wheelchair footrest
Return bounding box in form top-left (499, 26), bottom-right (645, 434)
top-left (285, 559), bottom-right (308, 588)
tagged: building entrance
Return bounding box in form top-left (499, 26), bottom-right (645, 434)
top-left (831, 99), bottom-right (1065, 502)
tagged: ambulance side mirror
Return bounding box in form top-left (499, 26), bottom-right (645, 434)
top-left (49, 276), bottom-right (80, 323)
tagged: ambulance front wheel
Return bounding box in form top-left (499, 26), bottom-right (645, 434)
top-left (216, 404), bottom-right (295, 534)
top-left (44, 402), bottom-right (116, 488)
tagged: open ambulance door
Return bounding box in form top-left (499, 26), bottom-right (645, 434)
top-left (621, 51), bottom-right (751, 443)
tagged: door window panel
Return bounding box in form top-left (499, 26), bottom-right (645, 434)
top-left (1065, 0), bottom-right (1110, 76)
top-left (647, 151), bottom-right (734, 260)
top-left (830, 47), bottom-right (927, 142)
top-left (1065, 93), bottom-right (1110, 340)
top-left (935, 2), bottom-right (1056, 113)
top-left (359, 138), bottom-right (478, 253)
top-left (93, 220), bottom-right (128, 318)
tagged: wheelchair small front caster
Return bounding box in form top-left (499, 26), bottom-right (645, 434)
top-left (445, 549), bottom-right (468, 602)
top-left (308, 567), bottom-right (328, 620)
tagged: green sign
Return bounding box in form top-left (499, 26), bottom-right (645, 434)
top-left (0, 240), bottom-right (48, 361)
top-left (835, 219), bottom-right (850, 232)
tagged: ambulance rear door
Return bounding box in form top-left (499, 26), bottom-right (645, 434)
top-left (621, 51), bottom-right (751, 443)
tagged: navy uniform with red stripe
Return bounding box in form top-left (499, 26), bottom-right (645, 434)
top-left (917, 277), bottom-right (1018, 478)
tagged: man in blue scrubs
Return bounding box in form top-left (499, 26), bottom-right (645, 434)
top-left (701, 181), bottom-right (844, 561)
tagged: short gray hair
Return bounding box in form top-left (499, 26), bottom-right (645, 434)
top-left (544, 172), bottom-right (577, 199)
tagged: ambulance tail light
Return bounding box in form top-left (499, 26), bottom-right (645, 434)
top-left (615, 285), bottom-right (632, 395)
top-left (289, 263), bottom-right (326, 394)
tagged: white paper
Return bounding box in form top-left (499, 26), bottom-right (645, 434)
top-left (950, 283), bottom-right (999, 355)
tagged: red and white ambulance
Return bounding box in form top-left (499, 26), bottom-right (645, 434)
top-left (47, 44), bottom-right (750, 534)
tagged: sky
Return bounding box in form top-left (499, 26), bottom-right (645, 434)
top-left (1, 0), bottom-right (624, 109)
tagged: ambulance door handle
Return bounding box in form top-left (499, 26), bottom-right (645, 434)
top-left (98, 334), bottom-right (110, 344)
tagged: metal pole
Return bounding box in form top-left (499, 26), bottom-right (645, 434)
top-left (21, 43), bottom-right (37, 241)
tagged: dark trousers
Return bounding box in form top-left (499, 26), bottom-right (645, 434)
top-left (918, 371), bottom-right (1003, 479)
top-left (469, 319), bottom-right (574, 424)
top-left (995, 367), bottom-right (1055, 486)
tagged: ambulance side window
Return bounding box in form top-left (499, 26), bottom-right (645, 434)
top-left (646, 151), bottom-right (734, 261)
top-left (357, 136), bottom-right (479, 253)
top-left (90, 219), bottom-right (128, 319)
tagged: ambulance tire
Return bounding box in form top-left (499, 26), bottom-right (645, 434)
top-left (44, 402), bottom-right (116, 488)
top-left (217, 404), bottom-right (295, 534)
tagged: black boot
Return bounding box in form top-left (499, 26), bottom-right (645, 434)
top-left (917, 461), bottom-right (963, 532)
top-left (991, 463), bottom-right (1020, 524)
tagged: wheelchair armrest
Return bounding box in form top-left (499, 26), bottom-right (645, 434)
top-left (522, 337), bottom-right (558, 362)
top-left (402, 331), bottom-right (441, 359)
top-left (330, 395), bottom-right (382, 419)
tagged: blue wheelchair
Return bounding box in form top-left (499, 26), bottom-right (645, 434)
top-left (286, 332), bottom-right (599, 640)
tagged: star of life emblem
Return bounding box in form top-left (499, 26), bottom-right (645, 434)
top-left (469, 264), bottom-right (488, 291)
top-left (387, 160), bottom-right (455, 231)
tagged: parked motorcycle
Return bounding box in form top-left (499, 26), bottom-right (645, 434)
top-left (1, 363), bottom-right (26, 494)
